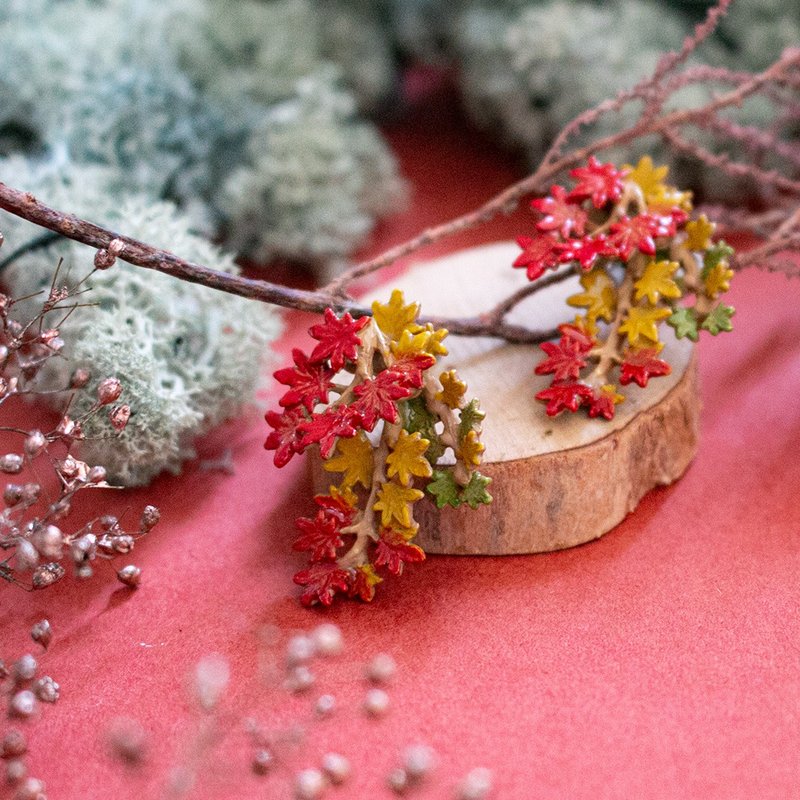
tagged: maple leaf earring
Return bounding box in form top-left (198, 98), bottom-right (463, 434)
top-left (513, 155), bottom-right (735, 419)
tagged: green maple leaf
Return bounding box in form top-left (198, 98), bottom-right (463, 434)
top-left (667, 306), bottom-right (699, 342)
top-left (426, 469), bottom-right (461, 509)
top-left (402, 397), bottom-right (445, 463)
top-left (460, 471), bottom-right (493, 510)
top-left (458, 399), bottom-right (486, 442)
top-left (702, 241), bottom-right (735, 277)
top-left (700, 303), bottom-right (735, 335)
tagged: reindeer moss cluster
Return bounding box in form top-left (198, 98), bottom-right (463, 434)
top-left (0, 159), bottom-right (280, 486)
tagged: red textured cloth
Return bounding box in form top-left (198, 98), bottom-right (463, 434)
top-left (2, 96), bottom-right (800, 800)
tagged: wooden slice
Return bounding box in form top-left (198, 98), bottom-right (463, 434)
top-left (315, 242), bottom-right (700, 554)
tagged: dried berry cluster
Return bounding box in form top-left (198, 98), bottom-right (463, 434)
top-left (1, 620), bottom-right (59, 798)
top-left (265, 290), bottom-right (491, 605)
top-left (514, 156), bottom-right (736, 418)
top-left (0, 252), bottom-right (159, 591)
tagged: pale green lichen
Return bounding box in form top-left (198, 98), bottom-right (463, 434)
top-left (0, 158), bottom-right (282, 486)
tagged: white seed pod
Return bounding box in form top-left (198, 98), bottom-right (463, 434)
top-left (33, 676), bottom-right (59, 704)
top-left (403, 744), bottom-right (435, 783)
top-left (0, 453), bottom-right (23, 474)
top-left (15, 540), bottom-right (38, 572)
top-left (12, 654), bottom-right (37, 684)
top-left (286, 635), bottom-right (316, 666)
top-left (9, 691), bottom-right (37, 719)
top-left (284, 665), bottom-right (315, 694)
top-left (13, 776), bottom-right (46, 800)
top-left (23, 431), bottom-right (46, 459)
top-left (314, 694), bottom-right (336, 717)
top-left (1, 729), bottom-right (27, 759)
top-left (32, 563), bottom-right (65, 589)
top-left (6, 758), bottom-right (27, 785)
top-left (387, 767), bottom-right (409, 794)
top-left (30, 619), bottom-right (52, 650)
top-left (193, 654), bottom-right (230, 711)
top-left (117, 565), bottom-right (141, 588)
top-left (252, 749), bottom-right (273, 776)
top-left (33, 526), bottom-right (62, 560)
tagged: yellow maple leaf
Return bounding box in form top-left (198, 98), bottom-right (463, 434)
top-left (325, 484), bottom-right (358, 508)
top-left (567, 268), bottom-right (616, 322)
top-left (600, 384), bottom-right (625, 406)
top-left (391, 328), bottom-right (433, 357)
top-left (704, 262), bottom-right (734, 298)
top-left (685, 214), bottom-right (716, 252)
top-left (458, 429), bottom-right (484, 467)
top-left (633, 260), bottom-right (682, 305)
top-left (386, 522), bottom-right (420, 541)
top-left (647, 184), bottom-right (693, 213)
top-left (625, 155), bottom-right (669, 200)
top-left (373, 480), bottom-right (424, 528)
top-left (371, 289), bottom-right (422, 342)
top-left (436, 370), bottom-right (467, 409)
top-left (385, 430), bottom-right (432, 486)
top-left (572, 314), bottom-right (599, 337)
top-left (323, 433), bottom-right (373, 489)
top-left (420, 323), bottom-right (448, 356)
top-left (618, 305), bottom-right (671, 346)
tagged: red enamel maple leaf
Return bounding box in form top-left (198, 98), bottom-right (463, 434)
top-left (535, 339), bottom-right (590, 382)
top-left (351, 370), bottom-right (414, 431)
top-left (609, 213), bottom-right (672, 260)
top-left (513, 234), bottom-right (564, 281)
top-left (567, 156), bottom-right (628, 208)
top-left (587, 391), bottom-right (617, 421)
top-left (298, 405), bottom-right (361, 458)
top-left (308, 308), bottom-right (370, 370)
top-left (619, 348), bottom-right (672, 388)
top-left (264, 407), bottom-right (307, 467)
top-left (531, 184), bottom-right (588, 239)
top-left (558, 324), bottom-right (596, 354)
top-left (294, 510), bottom-right (344, 562)
top-left (294, 562), bottom-right (352, 607)
top-left (314, 493), bottom-right (356, 526)
top-left (558, 234), bottom-right (618, 270)
top-left (374, 531), bottom-right (426, 576)
top-left (389, 352), bottom-right (436, 390)
top-left (275, 348), bottom-right (336, 412)
top-left (535, 382), bottom-right (594, 416)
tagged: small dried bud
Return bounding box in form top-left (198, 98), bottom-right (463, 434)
top-left (117, 565), bottom-right (141, 588)
top-left (39, 329), bottom-right (60, 346)
top-left (387, 768), bottom-right (409, 794)
top-left (1, 730), bottom-right (27, 759)
top-left (403, 744), bottom-right (435, 783)
top-left (7, 320), bottom-right (22, 339)
top-left (23, 432), bottom-right (46, 460)
top-left (15, 657), bottom-right (41, 687)
top-left (15, 540), bottom-right (39, 572)
top-left (32, 563), bottom-right (65, 589)
top-left (96, 377), bottom-right (122, 406)
top-left (33, 677), bottom-right (59, 704)
top-left (100, 515), bottom-right (119, 531)
top-left (0, 377), bottom-right (9, 399)
top-left (76, 564), bottom-right (93, 580)
top-left (4, 484), bottom-right (22, 506)
top-left (0, 345), bottom-right (8, 366)
top-left (33, 525), bottom-right (62, 560)
top-left (30, 620), bottom-right (52, 650)
top-left (87, 466), bottom-right (107, 484)
top-left (70, 533), bottom-right (96, 564)
top-left (314, 694), bottom-right (336, 717)
top-left (69, 368), bottom-right (91, 389)
top-left (55, 416), bottom-right (81, 442)
top-left (366, 653), bottom-right (396, 684)
top-left (21, 484), bottom-right (41, 506)
top-left (294, 768), bottom-right (326, 800)
top-left (363, 688), bottom-right (390, 717)
top-left (321, 753), bottom-right (350, 785)
top-left (139, 505), bottom-right (160, 533)
top-left (312, 623), bottom-right (343, 657)
top-left (58, 456), bottom-right (81, 481)
top-left (6, 759), bottom-right (26, 785)
top-left (93, 239), bottom-right (124, 270)
top-left (109, 405), bottom-right (130, 432)
top-left (107, 718), bottom-right (147, 765)
top-left (13, 776), bottom-right (45, 800)
top-left (9, 690), bottom-right (37, 719)
top-left (0, 454), bottom-right (23, 474)
top-left (456, 768), bottom-right (493, 800)
top-left (252, 749), bottom-right (273, 776)
top-left (194, 654), bottom-right (230, 711)
top-left (110, 535), bottom-right (135, 554)
top-left (48, 498), bottom-right (71, 520)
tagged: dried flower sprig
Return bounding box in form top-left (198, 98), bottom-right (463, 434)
top-left (0, 249), bottom-right (159, 592)
top-left (265, 290), bottom-right (491, 606)
top-left (513, 155), bottom-right (735, 418)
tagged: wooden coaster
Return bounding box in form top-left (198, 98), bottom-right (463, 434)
top-left (315, 242), bottom-right (700, 555)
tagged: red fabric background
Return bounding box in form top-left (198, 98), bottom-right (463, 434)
top-left (2, 93), bottom-right (800, 800)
